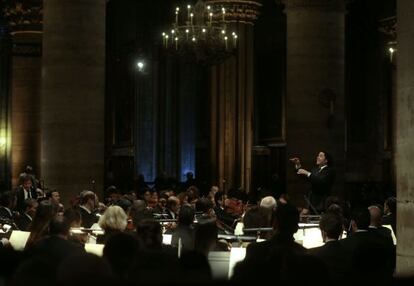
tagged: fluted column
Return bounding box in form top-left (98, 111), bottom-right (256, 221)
top-left (209, 1), bottom-right (261, 193)
top-left (396, 0), bottom-right (414, 276)
top-left (284, 0), bottom-right (346, 202)
top-left (41, 0), bottom-right (105, 202)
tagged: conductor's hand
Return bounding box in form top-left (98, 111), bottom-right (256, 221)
top-left (297, 168), bottom-right (311, 176)
top-left (289, 157), bottom-right (300, 164)
top-left (289, 157), bottom-right (301, 169)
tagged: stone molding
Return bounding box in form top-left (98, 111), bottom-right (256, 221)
top-left (1, 0), bottom-right (42, 32)
top-left (206, 0), bottom-right (262, 25)
top-left (278, 0), bottom-right (346, 12)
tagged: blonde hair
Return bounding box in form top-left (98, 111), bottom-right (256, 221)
top-left (98, 205), bottom-right (128, 231)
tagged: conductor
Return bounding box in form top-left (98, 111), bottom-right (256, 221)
top-left (290, 151), bottom-right (335, 214)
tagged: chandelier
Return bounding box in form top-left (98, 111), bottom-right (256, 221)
top-left (161, 0), bottom-right (238, 63)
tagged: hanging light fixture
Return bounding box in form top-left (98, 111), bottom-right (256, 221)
top-left (161, 0), bottom-right (238, 63)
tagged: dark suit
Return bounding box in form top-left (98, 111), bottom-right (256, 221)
top-left (15, 186), bottom-right (37, 212)
top-left (308, 240), bottom-right (352, 282)
top-left (307, 165), bottom-right (335, 213)
top-left (15, 213), bottom-right (33, 231)
top-left (382, 213), bottom-right (396, 236)
top-left (0, 207), bottom-right (13, 220)
top-left (31, 235), bottom-right (85, 262)
top-left (232, 234), bottom-right (306, 282)
top-left (340, 230), bottom-right (394, 283)
top-left (77, 206), bottom-right (98, 228)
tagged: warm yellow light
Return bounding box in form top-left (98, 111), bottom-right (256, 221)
top-left (389, 47), bottom-right (395, 53)
top-left (0, 137), bottom-right (6, 147)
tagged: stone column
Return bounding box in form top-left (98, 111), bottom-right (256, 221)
top-left (208, 0), bottom-right (261, 193)
top-left (0, 17), bottom-right (12, 189)
top-left (2, 0), bottom-right (43, 188)
top-left (284, 0), bottom-right (346, 203)
top-left (41, 0), bottom-right (105, 202)
top-left (396, 0), bottom-right (414, 276)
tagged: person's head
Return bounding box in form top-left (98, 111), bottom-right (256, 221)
top-left (27, 200), bottom-right (58, 247)
top-left (243, 206), bottom-right (270, 236)
top-left (24, 198), bottom-right (38, 217)
top-left (49, 216), bottom-right (71, 238)
top-left (316, 151), bottom-right (332, 167)
top-left (195, 197), bottom-right (214, 214)
top-left (22, 176), bottom-right (32, 190)
top-left (260, 196), bottom-right (277, 211)
top-left (63, 208), bottom-right (82, 227)
top-left (368, 205), bottom-right (382, 227)
top-left (384, 197), bottom-right (396, 215)
top-left (98, 205), bottom-right (128, 231)
top-left (350, 207), bottom-right (371, 231)
top-left (46, 190), bottom-right (61, 205)
top-left (178, 204), bottom-right (195, 226)
top-left (80, 190), bottom-right (96, 211)
top-left (0, 190), bottom-right (17, 209)
top-left (166, 196), bottom-right (180, 213)
top-left (186, 172), bottom-right (194, 181)
top-left (214, 191), bottom-right (225, 208)
top-left (106, 185), bottom-right (122, 203)
top-left (319, 212), bottom-right (343, 242)
top-left (135, 219), bottom-right (163, 250)
top-left (272, 203), bottom-right (300, 236)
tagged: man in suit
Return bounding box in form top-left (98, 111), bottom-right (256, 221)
top-left (232, 203), bottom-right (307, 283)
top-left (308, 212), bottom-right (351, 282)
top-left (340, 208), bottom-right (393, 284)
top-left (77, 190), bottom-right (98, 228)
top-left (0, 191), bottom-right (17, 220)
top-left (290, 151), bottom-right (335, 214)
top-left (30, 216), bottom-right (85, 262)
top-left (16, 175), bottom-right (38, 213)
top-left (15, 198), bottom-right (38, 231)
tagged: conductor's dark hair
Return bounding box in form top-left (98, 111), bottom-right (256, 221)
top-left (321, 151), bottom-right (334, 166)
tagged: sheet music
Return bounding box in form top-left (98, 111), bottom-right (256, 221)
top-left (9, 230), bottom-right (31, 251)
top-left (84, 243), bottom-right (105, 257)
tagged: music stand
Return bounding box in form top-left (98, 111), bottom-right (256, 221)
top-left (304, 193), bottom-right (319, 215)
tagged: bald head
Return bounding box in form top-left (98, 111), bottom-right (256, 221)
top-left (260, 196), bottom-right (277, 210)
top-left (368, 205), bottom-right (382, 227)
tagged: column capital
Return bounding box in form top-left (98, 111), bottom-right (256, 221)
top-left (379, 16), bottom-right (396, 42)
top-left (278, 0), bottom-right (347, 12)
top-left (206, 0), bottom-right (263, 25)
top-left (1, 0), bottom-right (42, 34)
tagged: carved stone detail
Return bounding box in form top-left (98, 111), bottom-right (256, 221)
top-left (278, 0), bottom-right (346, 11)
top-left (206, 0), bottom-right (262, 25)
top-left (1, 0), bottom-right (43, 32)
top-left (379, 16), bottom-right (397, 43)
